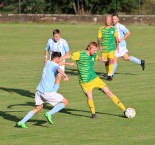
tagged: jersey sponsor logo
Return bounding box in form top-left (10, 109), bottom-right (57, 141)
top-left (92, 58), bottom-right (94, 61)
top-left (111, 31), bottom-right (114, 34)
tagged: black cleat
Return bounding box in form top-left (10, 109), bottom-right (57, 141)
top-left (141, 60), bottom-right (145, 70)
top-left (106, 76), bottom-right (113, 81)
top-left (91, 114), bottom-right (97, 119)
top-left (124, 111), bottom-right (127, 118)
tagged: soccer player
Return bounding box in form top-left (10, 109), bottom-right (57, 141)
top-left (44, 29), bottom-right (70, 92)
top-left (17, 52), bottom-right (69, 128)
top-left (97, 15), bottom-right (119, 81)
top-left (62, 41), bottom-right (127, 119)
top-left (112, 14), bottom-right (145, 76)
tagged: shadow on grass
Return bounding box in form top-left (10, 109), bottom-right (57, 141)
top-left (0, 110), bottom-right (47, 127)
top-left (6, 102), bottom-right (125, 124)
top-left (65, 68), bottom-right (136, 80)
top-left (0, 87), bottom-right (34, 98)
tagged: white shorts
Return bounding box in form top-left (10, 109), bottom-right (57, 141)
top-left (35, 90), bottom-right (63, 106)
top-left (115, 47), bottom-right (128, 57)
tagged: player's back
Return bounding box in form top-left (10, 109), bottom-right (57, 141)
top-left (36, 61), bottom-right (59, 93)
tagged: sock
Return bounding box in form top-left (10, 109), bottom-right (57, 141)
top-left (111, 95), bottom-right (126, 112)
top-left (53, 84), bottom-right (60, 92)
top-left (87, 99), bottom-right (95, 114)
top-left (19, 111), bottom-right (34, 124)
top-left (47, 103), bottom-right (65, 115)
top-left (112, 63), bottom-right (118, 76)
top-left (108, 64), bottom-right (114, 76)
top-left (130, 56), bottom-right (141, 64)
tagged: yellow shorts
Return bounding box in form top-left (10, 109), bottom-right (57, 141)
top-left (80, 77), bottom-right (107, 93)
top-left (102, 51), bottom-right (114, 59)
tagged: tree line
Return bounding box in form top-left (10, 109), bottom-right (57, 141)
top-left (0, 0), bottom-right (155, 15)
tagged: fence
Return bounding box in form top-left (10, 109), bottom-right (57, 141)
top-left (0, 14), bottom-right (155, 25)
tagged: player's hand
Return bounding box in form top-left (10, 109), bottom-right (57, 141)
top-left (68, 62), bottom-right (76, 66)
top-left (118, 39), bottom-right (123, 43)
top-left (64, 76), bottom-right (69, 81)
top-left (102, 58), bottom-right (108, 62)
top-left (44, 58), bottom-right (48, 63)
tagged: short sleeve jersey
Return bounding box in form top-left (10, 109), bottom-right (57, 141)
top-left (70, 51), bottom-right (98, 84)
top-left (115, 23), bottom-right (129, 48)
top-left (98, 26), bottom-right (118, 53)
top-left (36, 61), bottom-right (59, 93)
top-left (45, 38), bottom-right (70, 58)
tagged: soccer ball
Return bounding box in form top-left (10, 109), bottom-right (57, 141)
top-left (125, 108), bottom-right (136, 118)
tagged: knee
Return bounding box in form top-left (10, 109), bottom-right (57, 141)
top-left (109, 59), bottom-right (114, 64)
top-left (63, 98), bottom-right (69, 106)
top-left (123, 56), bottom-right (130, 61)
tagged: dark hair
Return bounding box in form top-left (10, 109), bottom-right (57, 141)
top-left (53, 29), bottom-right (60, 35)
top-left (86, 41), bottom-right (98, 50)
top-left (112, 13), bottom-right (119, 18)
top-left (51, 52), bottom-right (62, 60)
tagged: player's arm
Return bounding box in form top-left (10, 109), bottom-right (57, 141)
top-left (64, 50), bottom-right (71, 58)
top-left (119, 26), bottom-right (131, 42)
top-left (60, 54), bottom-right (70, 61)
top-left (44, 40), bottom-right (50, 63)
top-left (60, 51), bottom-right (80, 62)
top-left (97, 29), bottom-right (103, 52)
top-left (97, 56), bottom-right (108, 62)
top-left (44, 50), bottom-right (49, 63)
top-left (57, 68), bottom-right (69, 81)
top-left (59, 61), bottom-right (76, 66)
top-left (119, 31), bottom-right (131, 43)
top-left (97, 38), bottom-right (102, 52)
top-left (114, 30), bottom-right (119, 52)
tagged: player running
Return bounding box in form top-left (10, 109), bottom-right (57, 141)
top-left (44, 29), bottom-right (70, 92)
top-left (62, 41), bottom-right (127, 119)
top-left (97, 15), bottom-right (119, 81)
top-left (112, 14), bottom-right (145, 76)
top-left (17, 52), bottom-right (70, 128)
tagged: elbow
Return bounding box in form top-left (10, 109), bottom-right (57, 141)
top-left (128, 32), bottom-right (131, 36)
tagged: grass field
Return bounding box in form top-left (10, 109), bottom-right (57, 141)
top-left (0, 23), bottom-right (155, 145)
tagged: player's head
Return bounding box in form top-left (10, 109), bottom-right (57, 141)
top-left (86, 41), bottom-right (98, 56)
top-left (105, 15), bottom-right (112, 26)
top-left (51, 52), bottom-right (62, 63)
top-left (53, 29), bottom-right (61, 42)
top-left (112, 14), bottom-right (119, 25)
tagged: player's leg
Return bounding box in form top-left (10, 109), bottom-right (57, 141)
top-left (81, 82), bottom-right (96, 118)
top-left (107, 51), bottom-right (115, 81)
top-left (44, 92), bottom-right (68, 124)
top-left (17, 91), bottom-right (44, 128)
top-left (102, 53), bottom-right (108, 76)
top-left (123, 53), bottom-right (145, 70)
top-left (85, 91), bottom-right (96, 118)
top-left (97, 77), bottom-right (126, 115)
top-left (101, 86), bottom-right (126, 112)
top-left (112, 56), bottom-right (118, 76)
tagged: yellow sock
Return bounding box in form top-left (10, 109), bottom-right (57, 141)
top-left (87, 99), bottom-right (95, 114)
top-left (108, 64), bottom-right (114, 76)
top-left (111, 96), bottom-right (126, 111)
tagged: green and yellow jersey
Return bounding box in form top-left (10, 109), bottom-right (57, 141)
top-left (98, 26), bottom-right (118, 53)
top-left (70, 51), bottom-right (98, 84)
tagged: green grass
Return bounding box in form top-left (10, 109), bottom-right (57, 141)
top-left (0, 23), bottom-right (155, 145)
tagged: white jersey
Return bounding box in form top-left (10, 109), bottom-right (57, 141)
top-left (115, 23), bottom-right (129, 48)
top-left (45, 38), bottom-right (70, 57)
